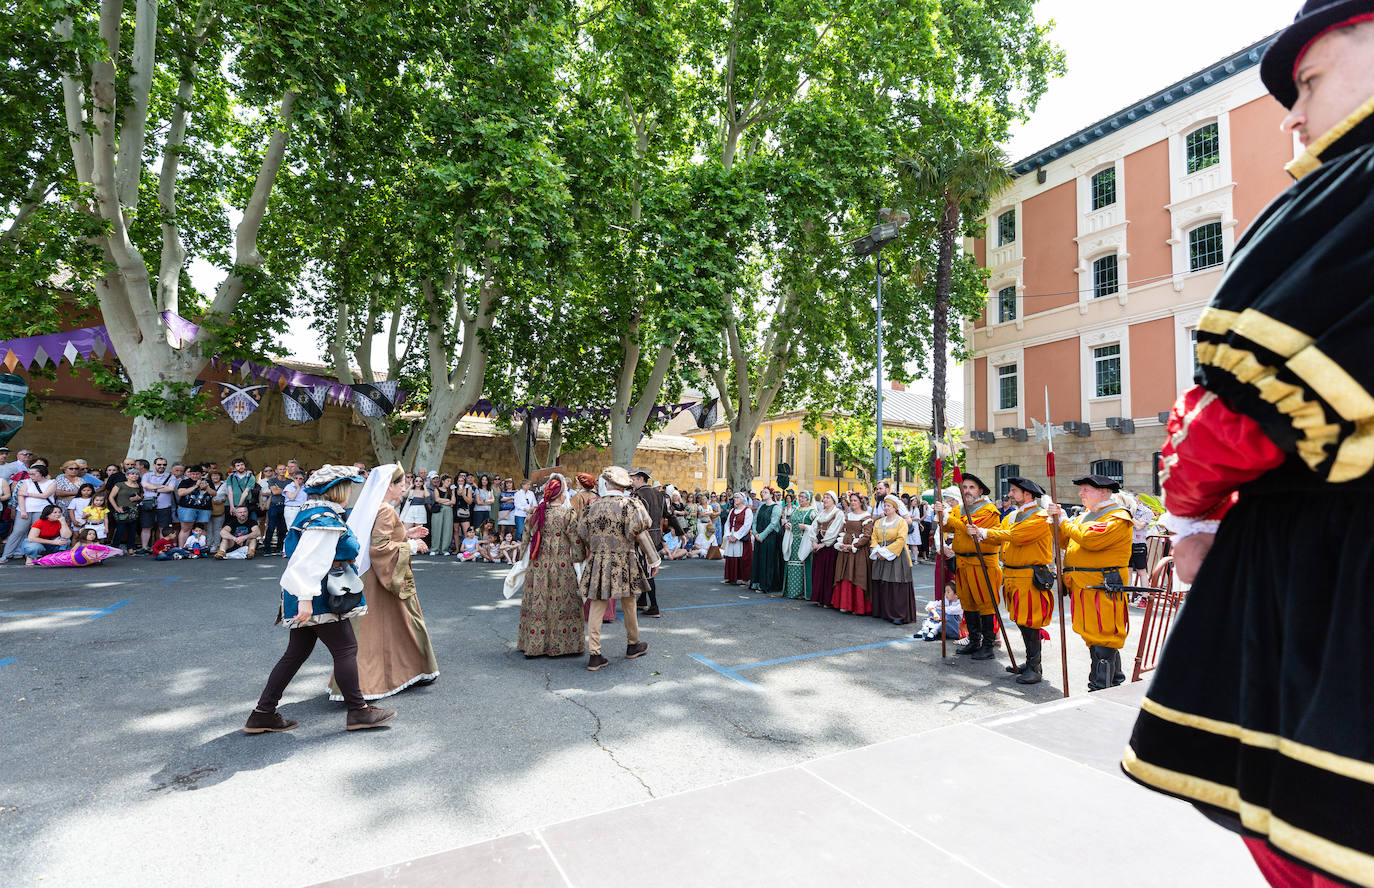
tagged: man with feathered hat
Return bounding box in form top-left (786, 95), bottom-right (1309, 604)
top-left (971, 476), bottom-right (1054, 685)
top-left (1123, 6), bottom-right (1374, 882)
top-left (935, 471), bottom-right (1002, 661)
top-left (574, 466), bottom-right (660, 671)
top-left (1045, 474), bottom-right (1132, 692)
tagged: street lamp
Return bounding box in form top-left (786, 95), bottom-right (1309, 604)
top-left (849, 209), bottom-right (909, 486)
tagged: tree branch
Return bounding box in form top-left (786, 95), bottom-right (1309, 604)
top-left (209, 91), bottom-right (296, 316)
top-left (330, 299), bottom-right (356, 384)
top-left (114, 0), bottom-right (158, 210)
top-left (56, 17), bottom-right (94, 188)
top-left (0, 174), bottom-right (55, 250)
top-left (626, 335), bottom-right (681, 433)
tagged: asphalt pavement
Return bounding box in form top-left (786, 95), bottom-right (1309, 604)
top-left (1, 553), bottom-right (1144, 887)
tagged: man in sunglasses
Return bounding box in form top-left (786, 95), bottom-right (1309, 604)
top-left (140, 458), bottom-right (175, 551)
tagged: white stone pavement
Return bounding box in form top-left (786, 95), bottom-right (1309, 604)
top-left (315, 677), bottom-right (1262, 888)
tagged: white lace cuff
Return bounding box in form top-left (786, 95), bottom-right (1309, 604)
top-left (1159, 513), bottom-right (1220, 541)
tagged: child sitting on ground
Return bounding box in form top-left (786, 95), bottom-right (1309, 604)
top-left (497, 531), bottom-right (520, 564)
top-left (917, 584), bottom-right (964, 641)
top-left (479, 530), bottom-right (501, 563)
top-left (184, 525), bottom-right (208, 558)
top-left (457, 528), bottom-right (480, 562)
top-left (150, 528), bottom-right (178, 559)
top-left (73, 527), bottom-right (100, 545)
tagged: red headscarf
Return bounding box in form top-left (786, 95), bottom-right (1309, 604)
top-left (528, 477), bottom-right (565, 561)
top-left (576, 472), bottom-right (596, 490)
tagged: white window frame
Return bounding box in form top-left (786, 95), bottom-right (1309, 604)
top-left (1093, 344), bottom-right (1123, 399)
top-left (1091, 252), bottom-right (1120, 299)
top-left (1079, 326), bottom-right (1132, 419)
top-left (1165, 109), bottom-right (1237, 290)
top-left (986, 348), bottom-right (1025, 429)
top-left (997, 363), bottom-right (1018, 410)
top-left (1090, 166), bottom-right (1117, 210)
top-left (1187, 219), bottom-right (1226, 272)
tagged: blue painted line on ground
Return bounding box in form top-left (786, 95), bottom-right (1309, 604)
top-left (159, 574), bottom-right (181, 584)
top-left (687, 654), bottom-right (760, 689)
top-left (0, 657), bottom-right (15, 668)
top-left (87, 600), bottom-right (132, 621)
top-left (732, 637), bottom-right (921, 672)
top-left (661, 600), bottom-right (790, 612)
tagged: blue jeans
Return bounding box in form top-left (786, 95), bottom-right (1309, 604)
top-left (514, 516), bottom-right (525, 540)
top-left (263, 504), bottom-right (287, 553)
top-left (22, 541), bottom-right (65, 560)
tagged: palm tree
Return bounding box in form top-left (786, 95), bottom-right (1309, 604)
top-left (903, 139), bottom-right (1011, 442)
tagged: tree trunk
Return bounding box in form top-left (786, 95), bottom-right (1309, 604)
top-left (545, 414), bottom-right (564, 467)
top-left (931, 190), bottom-right (959, 443)
top-left (410, 390), bottom-right (468, 474)
top-left (609, 422), bottom-right (639, 468)
top-left (723, 399), bottom-right (764, 490)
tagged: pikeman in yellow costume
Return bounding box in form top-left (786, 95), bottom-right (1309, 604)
top-left (971, 476), bottom-right (1053, 685)
top-left (936, 473), bottom-right (1002, 661)
top-left (1046, 474), bottom-right (1132, 691)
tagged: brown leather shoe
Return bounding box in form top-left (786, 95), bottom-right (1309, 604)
top-left (243, 709), bottom-right (298, 734)
top-left (586, 653), bottom-right (609, 671)
top-left (345, 705), bottom-right (397, 731)
top-left (626, 642), bottom-right (648, 659)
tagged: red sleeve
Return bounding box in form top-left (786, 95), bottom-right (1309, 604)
top-left (1159, 385), bottom-right (1285, 521)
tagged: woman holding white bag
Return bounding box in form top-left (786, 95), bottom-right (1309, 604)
top-left (515, 473), bottom-right (586, 658)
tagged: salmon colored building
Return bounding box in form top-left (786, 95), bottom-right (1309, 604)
top-left (962, 35), bottom-right (1297, 496)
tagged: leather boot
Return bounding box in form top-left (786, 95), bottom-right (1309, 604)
top-left (972, 613), bottom-right (997, 660)
top-left (1016, 626), bottom-right (1043, 684)
top-left (1111, 649), bottom-right (1127, 686)
top-left (957, 611), bottom-right (981, 654)
top-left (346, 704), bottom-right (397, 731)
top-left (1088, 646), bottom-right (1113, 691)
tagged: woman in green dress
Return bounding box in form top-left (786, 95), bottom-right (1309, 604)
top-left (748, 487), bottom-right (784, 593)
top-left (782, 491), bottom-right (817, 600)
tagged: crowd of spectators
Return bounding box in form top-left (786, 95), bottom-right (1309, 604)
top-left (0, 441), bottom-right (980, 571)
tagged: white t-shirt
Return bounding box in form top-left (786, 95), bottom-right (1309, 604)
top-left (513, 489), bottom-right (537, 518)
top-left (1131, 503), bottom-right (1153, 544)
top-left (21, 479), bottom-right (56, 514)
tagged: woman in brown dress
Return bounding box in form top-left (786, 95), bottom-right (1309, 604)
top-left (831, 492), bottom-right (873, 615)
top-left (518, 475), bottom-right (587, 657)
top-left (330, 465), bottom-right (439, 701)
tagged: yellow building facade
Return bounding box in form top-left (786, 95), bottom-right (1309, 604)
top-left (682, 388), bottom-right (962, 497)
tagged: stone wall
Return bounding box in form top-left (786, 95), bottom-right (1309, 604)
top-left (14, 393), bottom-right (707, 490)
top-left (964, 420), bottom-right (1167, 497)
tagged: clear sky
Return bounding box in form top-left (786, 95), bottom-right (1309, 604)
top-left (241, 0), bottom-right (1306, 409)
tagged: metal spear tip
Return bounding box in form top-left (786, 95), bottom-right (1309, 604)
top-left (1032, 418), bottom-right (1053, 441)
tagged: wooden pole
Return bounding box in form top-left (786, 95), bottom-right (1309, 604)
top-left (1044, 388), bottom-right (1071, 698)
top-left (935, 454), bottom-right (946, 659)
top-left (949, 433), bottom-right (1017, 672)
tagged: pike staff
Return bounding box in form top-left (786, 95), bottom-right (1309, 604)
top-left (1035, 388), bottom-right (1071, 698)
top-left (948, 430), bottom-right (1018, 673)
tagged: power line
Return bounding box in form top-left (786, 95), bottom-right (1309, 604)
top-left (991, 269), bottom-right (1209, 301)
